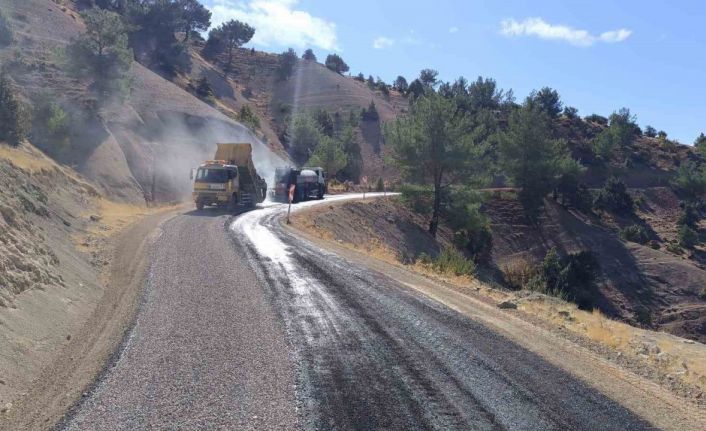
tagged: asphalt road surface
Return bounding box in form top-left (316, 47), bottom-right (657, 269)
top-left (61, 195), bottom-right (657, 430)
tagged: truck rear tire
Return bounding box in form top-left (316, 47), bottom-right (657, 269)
top-left (196, 201), bottom-right (204, 211)
top-left (227, 194), bottom-right (237, 213)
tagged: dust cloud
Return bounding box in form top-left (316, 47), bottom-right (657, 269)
top-left (138, 113), bottom-right (288, 202)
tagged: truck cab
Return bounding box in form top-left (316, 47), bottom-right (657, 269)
top-left (192, 161), bottom-right (240, 211)
top-left (192, 143), bottom-right (268, 212)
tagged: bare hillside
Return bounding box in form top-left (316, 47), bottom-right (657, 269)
top-left (0, 0), bottom-right (284, 204)
top-left (183, 44), bottom-right (406, 180)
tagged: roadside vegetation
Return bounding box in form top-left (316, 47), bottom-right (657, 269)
top-left (65, 7), bottom-right (133, 100)
top-left (380, 64), bottom-right (706, 313)
top-left (0, 73), bottom-right (30, 146)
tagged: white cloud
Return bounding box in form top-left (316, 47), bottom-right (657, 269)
top-left (500, 17), bottom-right (632, 47)
top-left (210, 0), bottom-right (339, 51)
top-left (372, 36), bottom-right (394, 49)
top-left (449, 26), bottom-right (459, 33)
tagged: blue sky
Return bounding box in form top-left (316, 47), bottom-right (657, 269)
top-left (205, 0), bottom-right (705, 144)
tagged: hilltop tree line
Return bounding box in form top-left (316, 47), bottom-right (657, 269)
top-left (385, 68), bottom-right (696, 243)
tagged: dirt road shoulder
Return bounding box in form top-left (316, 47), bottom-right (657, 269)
top-left (1, 207), bottom-right (183, 431)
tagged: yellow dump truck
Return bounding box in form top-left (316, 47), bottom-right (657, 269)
top-left (191, 143), bottom-right (267, 211)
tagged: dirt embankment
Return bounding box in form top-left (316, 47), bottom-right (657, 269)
top-left (0, 0), bottom-right (280, 205)
top-left (0, 142), bottom-right (178, 430)
top-left (289, 196), bottom-right (706, 404)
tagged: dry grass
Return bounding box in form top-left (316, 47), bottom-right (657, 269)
top-left (0, 142), bottom-right (99, 195)
top-left (501, 256), bottom-right (537, 290)
top-left (517, 296), bottom-right (706, 394)
top-left (0, 143), bottom-right (58, 173)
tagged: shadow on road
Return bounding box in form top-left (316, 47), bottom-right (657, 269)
top-left (183, 206), bottom-right (256, 218)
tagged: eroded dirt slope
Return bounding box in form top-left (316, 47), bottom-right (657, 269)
top-left (0, 0), bottom-right (281, 204)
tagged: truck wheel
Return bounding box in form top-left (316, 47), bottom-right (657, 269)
top-left (196, 201), bottom-right (204, 211)
top-left (317, 186), bottom-right (324, 200)
top-left (227, 194), bottom-right (237, 213)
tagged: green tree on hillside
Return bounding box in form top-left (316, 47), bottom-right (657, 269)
top-left (278, 48), bottom-right (297, 80)
top-left (393, 76), bottom-right (408, 94)
top-left (671, 161), bottom-right (706, 202)
top-left (0, 73), bottom-right (30, 146)
top-left (500, 102), bottom-right (571, 220)
top-left (178, 0), bottom-right (211, 41)
top-left (644, 125), bottom-right (657, 138)
top-left (66, 8), bottom-right (133, 99)
top-left (0, 9), bottom-right (13, 47)
top-left (307, 134), bottom-right (348, 177)
top-left (205, 19), bottom-right (255, 77)
top-left (325, 53), bottom-right (349, 74)
top-left (338, 126), bottom-right (363, 181)
top-left (289, 114), bottom-right (323, 163)
top-left (591, 107), bottom-right (638, 163)
top-left (407, 79), bottom-right (425, 100)
top-left (386, 91), bottom-right (488, 236)
top-left (694, 132), bottom-right (706, 157)
top-left (361, 101), bottom-right (379, 121)
top-left (302, 48), bottom-right (317, 61)
top-left (419, 69), bottom-right (438, 87)
top-left (314, 109), bottom-right (334, 137)
top-left (528, 87), bottom-right (562, 118)
top-left (467, 76), bottom-right (503, 111)
top-left (127, 0), bottom-right (192, 75)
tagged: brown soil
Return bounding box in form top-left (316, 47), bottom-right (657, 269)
top-left (291, 197), bottom-right (453, 262)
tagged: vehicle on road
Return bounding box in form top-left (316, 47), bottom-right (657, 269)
top-left (272, 166), bottom-right (327, 203)
top-left (191, 143), bottom-right (267, 211)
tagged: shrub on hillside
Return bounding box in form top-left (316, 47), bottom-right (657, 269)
top-left (584, 114), bottom-right (608, 126)
top-left (444, 188), bottom-right (493, 262)
top-left (694, 133), bottom-right (706, 157)
top-left (325, 53), bottom-right (349, 74)
top-left (0, 9), bottom-right (13, 46)
top-left (361, 101), bottom-right (379, 121)
top-left (0, 73), bottom-right (30, 146)
top-left (354, 73), bottom-right (365, 82)
top-left (644, 125), bottom-right (657, 138)
top-left (593, 177), bottom-right (634, 215)
top-left (238, 105), bottom-right (260, 129)
top-left (531, 248), bottom-right (600, 309)
top-left (562, 106), bottom-right (578, 119)
top-left (302, 48), bottom-right (316, 61)
top-left (620, 225), bottom-right (649, 244)
top-left (677, 202), bottom-right (700, 228)
top-left (277, 48), bottom-right (297, 80)
top-left (671, 161), bottom-right (706, 202)
top-left (194, 77), bottom-right (215, 104)
top-left (393, 76), bottom-right (408, 94)
top-left (420, 248), bottom-right (476, 277)
top-left (502, 257), bottom-right (537, 290)
top-left (678, 225), bottom-right (698, 249)
top-left (31, 93), bottom-right (71, 154)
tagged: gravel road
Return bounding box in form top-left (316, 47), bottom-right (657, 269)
top-left (62, 195), bottom-right (658, 430)
top-left (61, 209), bottom-right (298, 431)
top-left (232, 196), bottom-right (656, 431)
